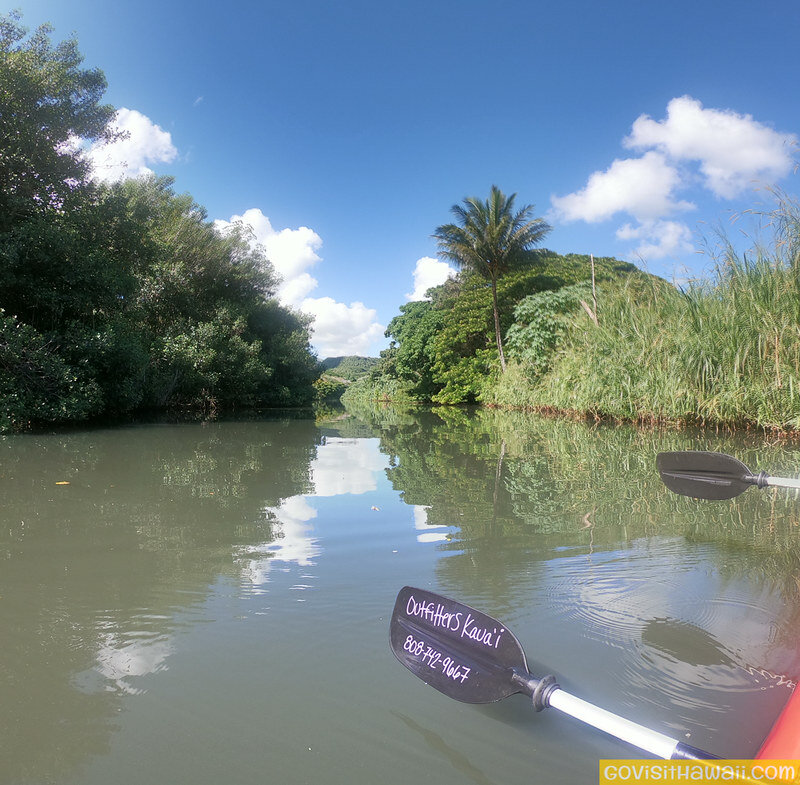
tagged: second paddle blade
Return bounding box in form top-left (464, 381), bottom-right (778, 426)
top-left (657, 451), bottom-right (754, 500)
top-left (389, 586), bottom-right (530, 703)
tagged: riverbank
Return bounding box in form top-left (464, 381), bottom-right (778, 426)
top-left (346, 193), bottom-right (800, 435)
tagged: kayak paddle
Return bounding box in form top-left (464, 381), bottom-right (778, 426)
top-left (657, 451), bottom-right (800, 500)
top-left (390, 586), bottom-right (718, 760)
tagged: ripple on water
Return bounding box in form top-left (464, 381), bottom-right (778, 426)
top-left (540, 539), bottom-right (797, 741)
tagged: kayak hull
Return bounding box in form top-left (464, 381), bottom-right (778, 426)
top-left (757, 685), bottom-right (800, 759)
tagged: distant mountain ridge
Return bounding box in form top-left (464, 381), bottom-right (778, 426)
top-left (320, 355), bottom-right (379, 381)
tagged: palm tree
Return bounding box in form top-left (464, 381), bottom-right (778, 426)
top-left (432, 185), bottom-right (551, 372)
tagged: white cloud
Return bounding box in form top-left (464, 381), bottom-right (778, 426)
top-left (616, 220), bottom-right (694, 260)
top-left (406, 256), bottom-right (457, 301)
top-left (551, 151), bottom-right (694, 224)
top-left (625, 96), bottom-right (797, 198)
top-left (550, 96), bottom-right (797, 264)
top-left (300, 296), bottom-right (385, 358)
top-left (267, 226), bottom-right (325, 282)
top-left (214, 208), bottom-right (323, 296)
top-left (278, 272), bottom-right (318, 304)
top-left (86, 108), bottom-right (178, 182)
top-left (215, 208), bottom-right (385, 357)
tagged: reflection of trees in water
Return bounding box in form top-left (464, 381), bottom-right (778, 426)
top-left (0, 418), bottom-right (319, 783)
top-left (355, 403), bottom-right (800, 604)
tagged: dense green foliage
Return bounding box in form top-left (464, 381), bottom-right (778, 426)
top-left (313, 376), bottom-right (347, 404)
top-left (0, 13), bottom-right (117, 230)
top-left (432, 185), bottom-right (552, 371)
top-left (350, 189), bottom-right (800, 432)
top-left (505, 281), bottom-right (592, 380)
top-left (344, 253), bottom-right (638, 407)
top-left (0, 14), bottom-right (317, 430)
top-left (492, 193), bottom-right (800, 431)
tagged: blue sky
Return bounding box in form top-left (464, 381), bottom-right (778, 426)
top-left (10, 0), bottom-right (800, 357)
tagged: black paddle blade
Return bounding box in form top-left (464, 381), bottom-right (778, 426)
top-left (390, 586), bottom-right (531, 703)
top-left (657, 451), bottom-right (756, 500)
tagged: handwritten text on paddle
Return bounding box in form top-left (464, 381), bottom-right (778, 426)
top-left (405, 594), bottom-right (506, 649)
top-left (403, 634), bottom-right (471, 683)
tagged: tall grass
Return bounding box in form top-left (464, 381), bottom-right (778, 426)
top-left (493, 193), bottom-right (800, 431)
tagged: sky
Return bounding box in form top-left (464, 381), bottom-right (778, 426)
top-left (9, 0), bottom-right (800, 358)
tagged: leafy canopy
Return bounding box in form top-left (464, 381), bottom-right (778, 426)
top-left (0, 11), bottom-right (117, 226)
top-left (350, 253), bottom-right (638, 406)
top-left (433, 186), bottom-right (551, 281)
top-left (0, 13), bottom-right (320, 428)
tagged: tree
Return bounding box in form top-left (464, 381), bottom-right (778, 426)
top-left (384, 300), bottom-right (444, 399)
top-left (111, 176), bottom-right (316, 409)
top-left (432, 186), bottom-right (551, 372)
top-left (0, 12), bottom-right (117, 229)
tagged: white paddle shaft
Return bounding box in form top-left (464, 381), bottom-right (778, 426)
top-left (766, 476), bottom-right (800, 490)
top-left (548, 688), bottom-right (680, 759)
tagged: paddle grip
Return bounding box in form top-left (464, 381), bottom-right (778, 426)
top-left (511, 670), bottom-right (560, 711)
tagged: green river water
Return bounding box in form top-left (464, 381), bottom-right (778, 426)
top-left (2, 405), bottom-right (800, 784)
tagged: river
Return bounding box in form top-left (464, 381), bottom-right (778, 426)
top-left (2, 406), bottom-right (800, 784)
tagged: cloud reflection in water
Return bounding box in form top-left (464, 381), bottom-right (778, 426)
top-left (413, 505), bottom-right (452, 543)
top-left (239, 438), bottom-right (388, 591)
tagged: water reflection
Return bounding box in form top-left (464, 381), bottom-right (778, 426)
top-left (4, 408), bottom-right (800, 783)
top-left (0, 418), bottom-right (319, 784)
top-left (352, 404), bottom-right (800, 594)
top-left (238, 437), bottom-right (387, 592)
top-left (525, 541), bottom-right (798, 749)
top-left (413, 505), bottom-right (454, 543)
top-left (242, 496), bottom-right (320, 588)
top-left (312, 436), bottom-right (386, 495)
top-left (643, 618), bottom-right (744, 668)
top-left (393, 712), bottom-right (493, 785)
top-left (349, 403), bottom-right (800, 755)
top-left (75, 627), bottom-right (174, 696)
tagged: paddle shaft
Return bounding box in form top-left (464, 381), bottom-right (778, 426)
top-left (546, 688), bottom-right (715, 760)
top-left (765, 475), bottom-right (800, 491)
top-left (513, 668), bottom-right (714, 759)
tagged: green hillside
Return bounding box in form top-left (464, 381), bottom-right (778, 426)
top-left (320, 356), bottom-right (380, 380)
